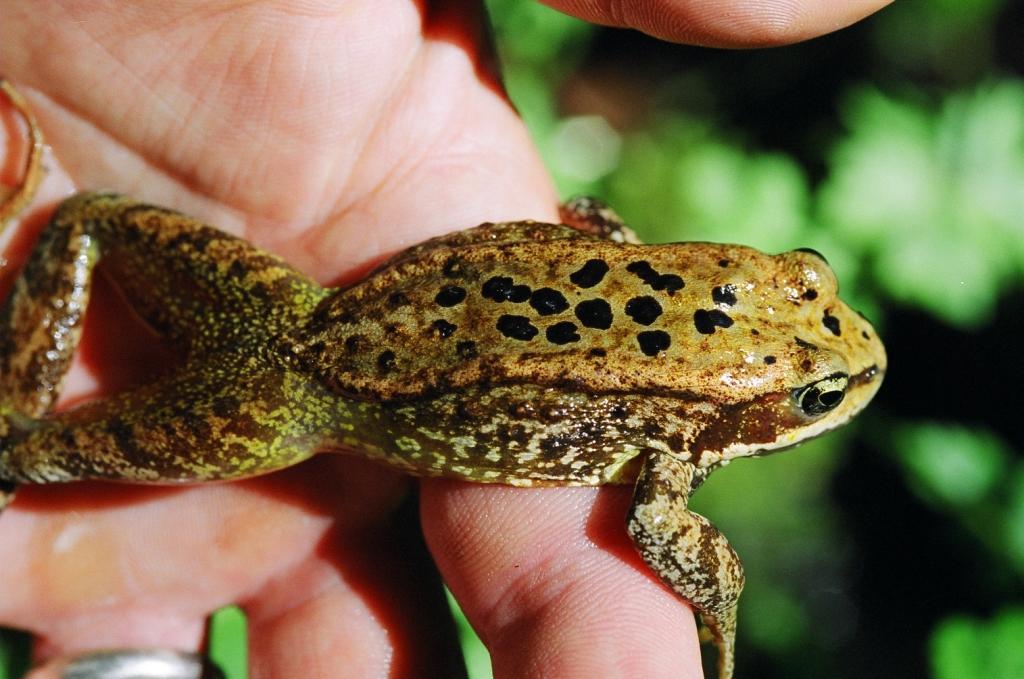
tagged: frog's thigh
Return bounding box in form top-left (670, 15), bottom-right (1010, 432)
top-left (0, 202), bottom-right (99, 417)
top-left (2, 363), bottom-right (334, 484)
top-left (627, 452), bottom-right (744, 679)
top-left (58, 194), bottom-right (323, 350)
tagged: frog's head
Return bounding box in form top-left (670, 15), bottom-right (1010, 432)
top-left (673, 246), bottom-right (887, 465)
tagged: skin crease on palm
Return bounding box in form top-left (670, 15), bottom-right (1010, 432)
top-left (0, 1), bottom-right (890, 677)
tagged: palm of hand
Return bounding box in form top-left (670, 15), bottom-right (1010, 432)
top-left (0, 2), bottom-right (702, 676)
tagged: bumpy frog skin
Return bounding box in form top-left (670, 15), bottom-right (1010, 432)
top-left (0, 80), bottom-right (885, 678)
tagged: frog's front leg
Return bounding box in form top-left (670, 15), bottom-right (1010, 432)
top-left (627, 452), bottom-right (744, 679)
top-left (559, 197), bottom-right (642, 244)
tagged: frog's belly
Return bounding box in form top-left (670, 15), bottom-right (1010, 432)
top-left (330, 385), bottom-right (697, 486)
top-left (342, 438), bottom-right (645, 487)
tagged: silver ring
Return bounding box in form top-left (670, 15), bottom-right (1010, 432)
top-left (30, 649), bottom-right (223, 679)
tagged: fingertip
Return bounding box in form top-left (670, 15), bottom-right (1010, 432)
top-left (420, 481), bottom-right (704, 677)
top-left (542, 0), bottom-right (893, 47)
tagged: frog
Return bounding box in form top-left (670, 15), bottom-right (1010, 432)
top-left (0, 79), bottom-right (885, 678)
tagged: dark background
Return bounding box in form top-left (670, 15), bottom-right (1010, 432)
top-left (482, 1), bottom-right (1024, 678)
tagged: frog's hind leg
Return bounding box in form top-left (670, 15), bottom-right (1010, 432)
top-left (0, 79), bottom-right (50, 508)
top-left (0, 360), bottom-right (341, 484)
top-left (559, 197), bottom-right (642, 244)
top-left (627, 452), bottom-right (744, 679)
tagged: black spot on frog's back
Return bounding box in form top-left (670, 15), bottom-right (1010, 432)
top-left (637, 330), bottom-right (671, 356)
top-left (624, 296), bottom-right (662, 326)
top-left (693, 309), bottom-right (733, 334)
top-left (626, 261), bottom-right (684, 294)
top-left (377, 350), bottom-right (397, 373)
top-left (569, 259), bottom-right (608, 288)
top-left (712, 284), bottom-right (737, 306)
top-left (211, 395), bottom-right (242, 419)
top-left (227, 259), bottom-right (248, 279)
top-left (496, 315), bottom-right (539, 341)
top-left (546, 321), bottom-right (580, 345)
top-left (794, 336), bottom-right (818, 350)
top-left (823, 311), bottom-right (841, 336)
top-left (387, 291), bottom-right (410, 309)
top-left (430, 319), bottom-right (457, 338)
top-left (482, 276), bottom-right (531, 303)
top-left (575, 299), bottom-right (613, 329)
top-left (456, 340), bottom-right (478, 359)
top-left (345, 335), bottom-right (365, 355)
top-left (529, 288), bottom-right (569, 316)
top-left (434, 285), bottom-right (466, 307)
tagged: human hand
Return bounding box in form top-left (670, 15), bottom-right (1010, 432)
top-left (0, 1), bottom-right (888, 676)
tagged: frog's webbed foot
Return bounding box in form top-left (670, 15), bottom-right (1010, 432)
top-left (627, 452), bottom-right (744, 679)
top-left (559, 197), bottom-right (642, 244)
top-left (0, 79), bottom-right (45, 231)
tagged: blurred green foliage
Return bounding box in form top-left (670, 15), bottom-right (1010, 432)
top-left (208, 605), bottom-right (247, 679)
top-left (446, 588), bottom-right (491, 679)
top-left (896, 424), bottom-right (1024, 576)
top-left (822, 83), bottom-right (1024, 328)
top-left (930, 608), bottom-right (1024, 679)
top-left (483, 1), bottom-right (1024, 678)
top-left (0, 630), bottom-right (28, 679)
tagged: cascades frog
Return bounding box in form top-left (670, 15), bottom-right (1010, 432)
top-left (0, 80), bottom-right (885, 678)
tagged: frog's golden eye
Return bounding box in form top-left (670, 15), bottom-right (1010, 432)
top-left (794, 372), bottom-right (848, 416)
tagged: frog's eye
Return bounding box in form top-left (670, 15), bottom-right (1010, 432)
top-left (794, 372), bottom-right (848, 416)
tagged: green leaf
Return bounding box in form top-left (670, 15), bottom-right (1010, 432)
top-left (895, 423), bottom-right (1009, 507)
top-left (930, 609), bottom-right (1024, 679)
top-left (447, 588), bottom-right (492, 679)
top-left (208, 605), bottom-right (248, 679)
top-left (821, 84), bottom-right (1024, 328)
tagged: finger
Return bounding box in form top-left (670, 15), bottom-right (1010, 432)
top-left (421, 482), bottom-right (703, 678)
top-left (0, 458), bottom-right (457, 673)
top-left (540, 0), bottom-right (893, 47)
top-left (242, 463), bottom-right (466, 679)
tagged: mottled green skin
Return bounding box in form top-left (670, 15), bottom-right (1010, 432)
top-left (0, 81), bottom-right (886, 679)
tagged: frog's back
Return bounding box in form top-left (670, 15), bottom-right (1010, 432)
top-left (288, 222), bottom-right (880, 405)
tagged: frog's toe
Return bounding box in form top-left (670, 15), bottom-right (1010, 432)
top-left (0, 479), bottom-right (16, 511)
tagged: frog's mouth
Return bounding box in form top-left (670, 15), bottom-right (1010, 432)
top-left (689, 361), bottom-right (885, 467)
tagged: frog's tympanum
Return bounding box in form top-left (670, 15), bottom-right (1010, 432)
top-left (0, 80), bottom-right (885, 678)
